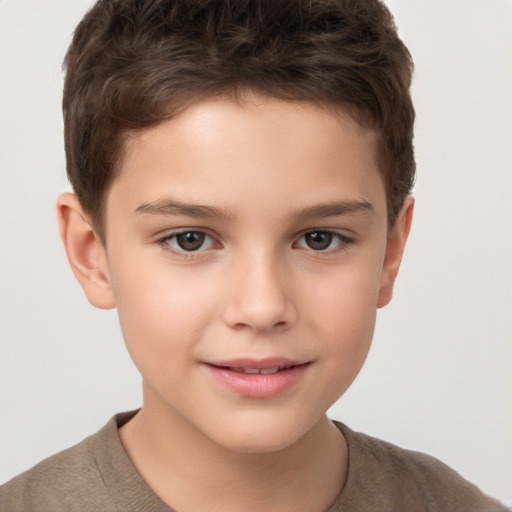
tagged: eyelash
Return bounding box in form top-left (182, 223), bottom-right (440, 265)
top-left (294, 230), bottom-right (354, 253)
top-left (157, 229), bottom-right (220, 256)
top-left (156, 229), bottom-right (354, 257)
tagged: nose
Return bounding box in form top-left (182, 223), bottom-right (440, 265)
top-left (222, 251), bottom-right (298, 333)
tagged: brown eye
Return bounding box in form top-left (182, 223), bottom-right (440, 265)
top-left (176, 231), bottom-right (206, 251)
top-left (295, 230), bottom-right (351, 252)
top-left (163, 231), bottom-right (216, 253)
top-left (304, 231), bottom-right (333, 250)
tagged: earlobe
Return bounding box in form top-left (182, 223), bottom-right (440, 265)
top-left (56, 193), bottom-right (116, 310)
top-left (377, 196), bottom-right (414, 308)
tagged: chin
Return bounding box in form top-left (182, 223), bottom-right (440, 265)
top-left (221, 435), bottom-right (299, 455)
top-left (206, 415), bottom-right (321, 455)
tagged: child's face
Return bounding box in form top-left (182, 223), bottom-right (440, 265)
top-left (96, 95), bottom-right (409, 452)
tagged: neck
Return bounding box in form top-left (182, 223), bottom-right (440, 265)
top-left (119, 388), bottom-right (348, 512)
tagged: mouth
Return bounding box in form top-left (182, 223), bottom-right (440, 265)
top-left (210, 364), bottom-right (300, 375)
top-left (206, 357), bottom-right (310, 373)
top-left (204, 359), bottom-right (311, 398)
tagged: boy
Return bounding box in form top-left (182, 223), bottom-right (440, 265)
top-left (0, 0), bottom-right (509, 510)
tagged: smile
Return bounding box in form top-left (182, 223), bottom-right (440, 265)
top-left (218, 365), bottom-right (295, 375)
top-left (204, 359), bottom-right (310, 398)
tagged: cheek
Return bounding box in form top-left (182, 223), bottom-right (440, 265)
top-left (307, 262), bottom-right (381, 330)
top-left (308, 276), bottom-right (378, 408)
top-left (109, 257), bottom-right (218, 378)
top-left (302, 260), bottom-right (382, 374)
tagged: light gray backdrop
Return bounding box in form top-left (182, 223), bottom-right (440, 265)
top-left (1, 0), bottom-right (511, 505)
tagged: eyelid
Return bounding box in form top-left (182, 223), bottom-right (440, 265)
top-left (293, 228), bottom-right (355, 251)
top-left (157, 228), bottom-right (222, 255)
top-left (154, 227), bottom-right (354, 257)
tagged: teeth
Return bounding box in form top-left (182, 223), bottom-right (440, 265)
top-left (258, 367), bottom-right (280, 375)
top-left (228, 366), bottom-right (291, 375)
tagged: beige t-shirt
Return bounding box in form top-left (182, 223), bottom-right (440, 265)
top-left (1, 411), bottom-right (508, 512)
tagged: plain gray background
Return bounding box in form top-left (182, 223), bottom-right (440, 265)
top-left (1, 0), bottom-right (511, 505)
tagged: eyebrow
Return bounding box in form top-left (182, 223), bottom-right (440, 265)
top-left (134, 197), bottom-right (374, 221)
top-left (292, 199), bottom-right (375, 220)
top-left (134, 198), bottom-right (235, 220)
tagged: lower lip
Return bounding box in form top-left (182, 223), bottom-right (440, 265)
top-left (204, 364), bottom-right (309, 399)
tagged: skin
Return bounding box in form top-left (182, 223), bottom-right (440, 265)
top-left (57, 94), bottom-right (413, 512)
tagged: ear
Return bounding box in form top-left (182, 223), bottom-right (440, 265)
top-left (56, 193), bottom-right (116, 309)
top-left (377, 196), bottom-right (414, 308)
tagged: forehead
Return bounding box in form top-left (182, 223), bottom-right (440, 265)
top-left (107, 95), bottom-right (385, 223)
top-left (125, 95), bottom-right (378, 166)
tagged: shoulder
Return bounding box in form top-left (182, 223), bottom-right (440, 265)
top-left (0, 417), bottom-right (120, 512)
top-left (332, 421), bottom-right (509, 512)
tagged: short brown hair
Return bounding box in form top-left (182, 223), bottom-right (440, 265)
top-left (63, 0), bottom-right (415, 240)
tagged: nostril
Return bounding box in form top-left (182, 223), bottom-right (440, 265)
top-left (231, 320), bottom-right (288, 332)
top-left (221, 274), bottom-right (298, 331)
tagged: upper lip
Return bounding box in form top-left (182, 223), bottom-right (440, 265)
top-left (205, 357), bottom-right (310, 370)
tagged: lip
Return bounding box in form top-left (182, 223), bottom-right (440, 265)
top-left (203, 358), bottom-right (311, 399)
top-left (207, 357), bottom-right (307, 370)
